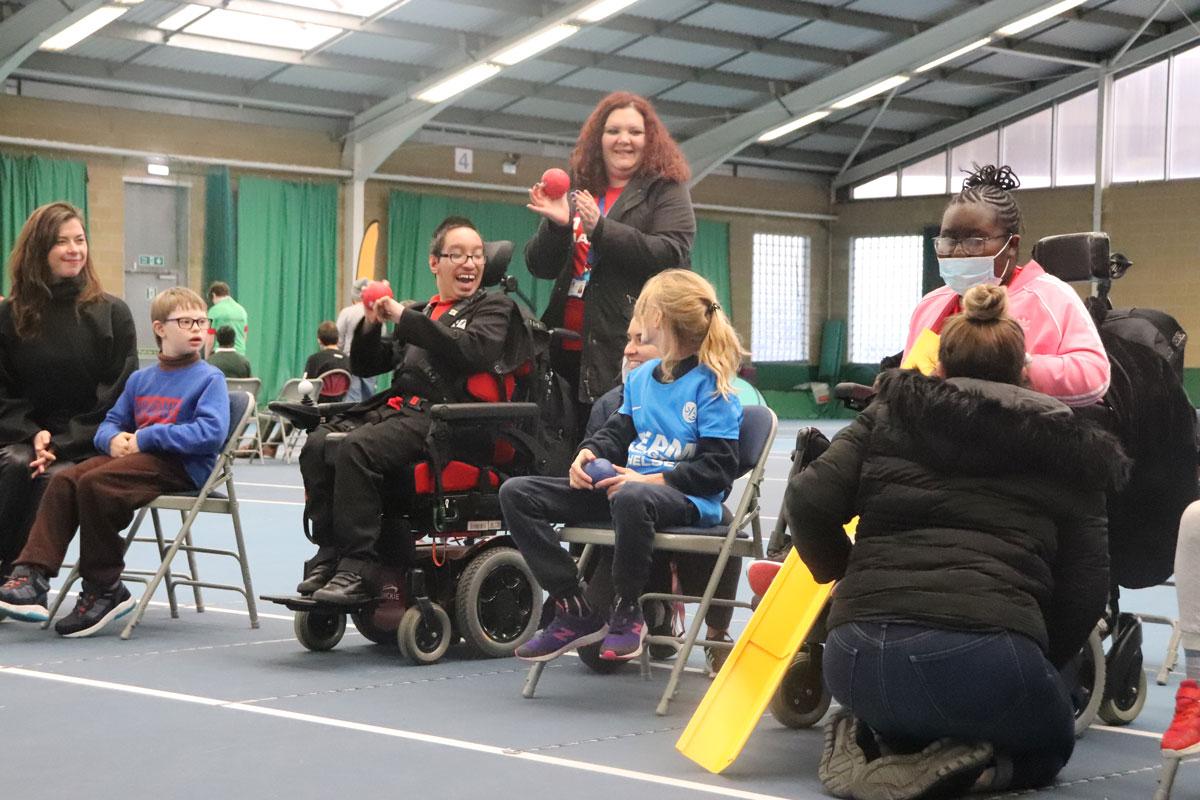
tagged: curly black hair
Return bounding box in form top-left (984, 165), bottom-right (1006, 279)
top-left (951, 163), bottom-right (1023, 235)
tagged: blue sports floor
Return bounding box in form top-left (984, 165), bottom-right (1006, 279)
top-left (0, 421), bottom-right (1192, 799)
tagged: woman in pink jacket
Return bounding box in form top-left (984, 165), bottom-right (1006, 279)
top-left (905, 165), bottom-right (1109, 407)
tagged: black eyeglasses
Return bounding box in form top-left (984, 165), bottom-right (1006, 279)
top-left (932, 235), bottom-right (1009, 257)
top-left (438, 252), bottom-right (486, 267)
top-left (166, 316), bottom-right (211, 330)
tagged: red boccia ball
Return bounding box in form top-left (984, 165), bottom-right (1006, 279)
top-left (361, 280), bottom-right (394, 310)
top-left (541, 168), bottom-right (570, 200)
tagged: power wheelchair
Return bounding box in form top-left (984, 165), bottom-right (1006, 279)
top-left (762, 232), bottom-right (1196, 736)
top-left (262, 241), bottom-right (575, 665)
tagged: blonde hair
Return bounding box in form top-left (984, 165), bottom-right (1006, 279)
top-left (150, 287), bottom-right (207, 348)
top-left (939, 284), bottom-right (1025, 385)
top-left (634, 269), bottom-right (746, 398)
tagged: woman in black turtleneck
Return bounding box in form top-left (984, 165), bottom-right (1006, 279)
top-left (0, 202), bottom-right (137, 577)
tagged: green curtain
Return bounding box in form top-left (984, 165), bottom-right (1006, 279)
top-left (0, 153), bottom-right (89, 295)
top-left (387, 189), bottom-right (553, 313)
top-left (236, 176), bottom-right (338, 402)
top-left (692, 217), bottom-right (732, 316)
top-left (203, 166), bottom-right (236, 295)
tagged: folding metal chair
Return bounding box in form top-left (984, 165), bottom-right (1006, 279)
top-left (225, 377), bottom-right (262, 461)
top-left (522, 404), bottom-right (777, 715)
top-left (43, 391), bottom-right (260, 639)
top-left (315, 368), bottom-right (352, 402)
top-left (263, 377), bottom-right (322, 463)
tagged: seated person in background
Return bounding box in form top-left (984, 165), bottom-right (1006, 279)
top-left (297, 216), bottom-right (529, 603)
top-left (208, 325), bottom-right (251, 379)
top-left (0, 287), bottom-right (228, 637)
top-left (500, 269), bottom-right (743, 663)
top-left (583, 314), bottom-right (742, 675)
top-left (790, 284), bottom-right (1127, 799)
top-left (303, 320), bottom-right (347, 379)
top-left (906, 164), bottom-right (1109, 407)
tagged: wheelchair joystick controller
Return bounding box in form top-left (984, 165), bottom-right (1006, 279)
top-left (298, 379), bottom-right (316, 406)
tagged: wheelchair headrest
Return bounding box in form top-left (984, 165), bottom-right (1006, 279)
top-left (483, 240), bottom-right (513, 287)
top-left (1031, 232), bottom-right (1109, 283)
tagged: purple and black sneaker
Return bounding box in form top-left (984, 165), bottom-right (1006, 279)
top-left (600, 599), bottom-right (646, 661)
top-left (515, 601), bottom-right (607, 662)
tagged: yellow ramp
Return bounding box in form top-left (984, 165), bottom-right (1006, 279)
top-left (676, 521), bottom-right (854, 774)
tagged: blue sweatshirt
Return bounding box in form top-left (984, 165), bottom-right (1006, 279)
top-left (94, 360), bottom-right (230, 488)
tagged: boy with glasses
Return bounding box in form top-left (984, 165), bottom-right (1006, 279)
top-left (0, 287), bottom-right (228, 637)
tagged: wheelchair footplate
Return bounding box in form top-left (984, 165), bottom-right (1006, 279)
top-left (259, 594), bottom-right (371, 614)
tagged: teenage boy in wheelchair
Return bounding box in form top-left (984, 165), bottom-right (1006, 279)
top-left (295, 216), bottom-right (532, 604)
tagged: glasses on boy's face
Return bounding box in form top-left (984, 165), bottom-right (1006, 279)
top-left (438, 251), bottom-right (487, 267)
top-left (166, 316), bottom-right (211, 330)
top-left (932, 235), bottom-right (1008, 257)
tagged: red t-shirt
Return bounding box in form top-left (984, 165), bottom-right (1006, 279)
top-left (561, 186), bottom-right (624, 350)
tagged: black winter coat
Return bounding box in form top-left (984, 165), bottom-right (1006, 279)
top-left (349, 288), bottom-right (530, 408)
top-left (525, 174), bottom-right (694, 403)
top-left (0, 282), bottom-right (137, 462)
top-left (787, 370), bottom-right (1130, 669)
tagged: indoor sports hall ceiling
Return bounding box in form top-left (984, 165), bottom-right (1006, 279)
top-left (2, 0), bottom-right (1198, 184)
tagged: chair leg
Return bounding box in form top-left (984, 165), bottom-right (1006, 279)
top-left (181, 509), bottom-right (204, 612)
top-left (523, 661), bottom-right (547, 698)
top-left (1155, 756), bottom-right (1181, 800)
top-left (1160, 621), bottom-right (1183, 685)
top-left (225, 483), bottom-right (258, 629)
top-left (121, 506), bottom-right (204, 640)
top-left (151, 509), bottom-right (180, 619)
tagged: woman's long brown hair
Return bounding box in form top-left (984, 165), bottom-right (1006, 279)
top-left (569, 91), bottom-right (691, 194)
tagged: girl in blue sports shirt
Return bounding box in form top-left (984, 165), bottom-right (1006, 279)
top-left (500, 269), bottom-right (745, 663)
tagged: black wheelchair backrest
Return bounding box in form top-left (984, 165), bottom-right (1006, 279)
top-left (483, 240), bottom-right (513, 287)
top-left (1031, 232), bottom-right (1109, 283)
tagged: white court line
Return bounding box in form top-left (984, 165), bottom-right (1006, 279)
top-left (238, 481), bottom-right (304, 490)
top-left (240, 498), bottom-right (305, 507)
top-left (1092, 724), bottom-right (1167, 741)
top-left (0, 666), bottom-right (790, 800)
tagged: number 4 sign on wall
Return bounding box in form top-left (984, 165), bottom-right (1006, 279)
top-left (454, 147), bottom-right (474, 174)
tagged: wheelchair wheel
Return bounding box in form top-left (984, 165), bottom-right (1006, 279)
top-left (577, 642), bottom-right (625, 674)
top-left (454, 547), bottom-right (542, 658)
top-left (397, 604), bottom-right (451, 665)
top-left (350, 605), bottom-right (400, 646)
top-left (1098, 660), bottom-right (1148, 725)
top-left (769, 645), bottom-right (831, 729)
top-left (1066, 629), bottom-right (1106, 737)
top-left (294, 610), bottom-right (346, 652)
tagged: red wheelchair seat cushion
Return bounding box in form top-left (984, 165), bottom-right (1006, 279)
top-left (413, 461), bottom-right (500, 494)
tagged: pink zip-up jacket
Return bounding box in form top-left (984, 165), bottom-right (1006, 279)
top-left (904, 260), bottom-right (1110, 407)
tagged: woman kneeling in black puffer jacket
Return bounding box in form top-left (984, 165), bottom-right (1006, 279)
top-left (788, 283), bottom-right (1130, 800)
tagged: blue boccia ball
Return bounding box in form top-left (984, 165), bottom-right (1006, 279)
top-left (584, 458), bottom-right (618, 484)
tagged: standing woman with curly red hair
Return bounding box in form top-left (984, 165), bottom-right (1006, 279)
top-left (0, 202), bottom-right (137, 579)
top-left (525, 91), bottom-right (695, 422)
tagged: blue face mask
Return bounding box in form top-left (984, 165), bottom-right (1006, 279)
top-left (937, 236), bottom-right (1013, 295)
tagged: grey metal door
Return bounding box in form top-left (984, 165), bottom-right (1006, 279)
top-left (123, 182), bottom-right (188, 363)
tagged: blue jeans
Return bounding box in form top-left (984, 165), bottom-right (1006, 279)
top-left (824, 621), bottom-right (1074, 790)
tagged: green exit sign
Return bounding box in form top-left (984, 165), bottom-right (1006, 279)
top-left (137, 255), bottom-right (166, 267)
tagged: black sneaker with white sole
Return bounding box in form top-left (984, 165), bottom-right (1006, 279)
top-left (54, 581), bottom-right (135, 638)
top-left (0, 565), bottom-right (51, 623)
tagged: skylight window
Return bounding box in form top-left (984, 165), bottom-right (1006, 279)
top-left (178, 8), bottom-right (341, 50)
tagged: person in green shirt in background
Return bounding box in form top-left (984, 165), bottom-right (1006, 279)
top-left (205, 281), bottom-right (248, 358)
top-left (208, 325), bottom-right (251, 378)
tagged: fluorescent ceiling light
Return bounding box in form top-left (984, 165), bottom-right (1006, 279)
top-left (831, 75), bottom-right (910, 110)
top-left (416, 62), bottom-right (502, 103)
top-left (916, 38), bottom-right (991, 73)
top-left (270, 0), bottom-right (405, 16)
top-left (493, 24), bottom-right (579, 66)
top-left (576, 0), bottom-right (639, 23)
top-left (40, 6), bottom-right (129, 51)
top-left (758, 110), bottom-right (830, 143)
top-left (147, 162), bottom-right (170, 176)
top-left (997, 0), bottom-right (1087, 37)
top-left (157, 4), bottom-right (208, 31)
top-left (181, 8), bottom-right (341, 50)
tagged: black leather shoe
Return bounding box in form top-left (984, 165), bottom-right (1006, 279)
top-left (296, 561), bottom-right (337, 595)
top-left (311, 571), bottom-right (372, 605)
